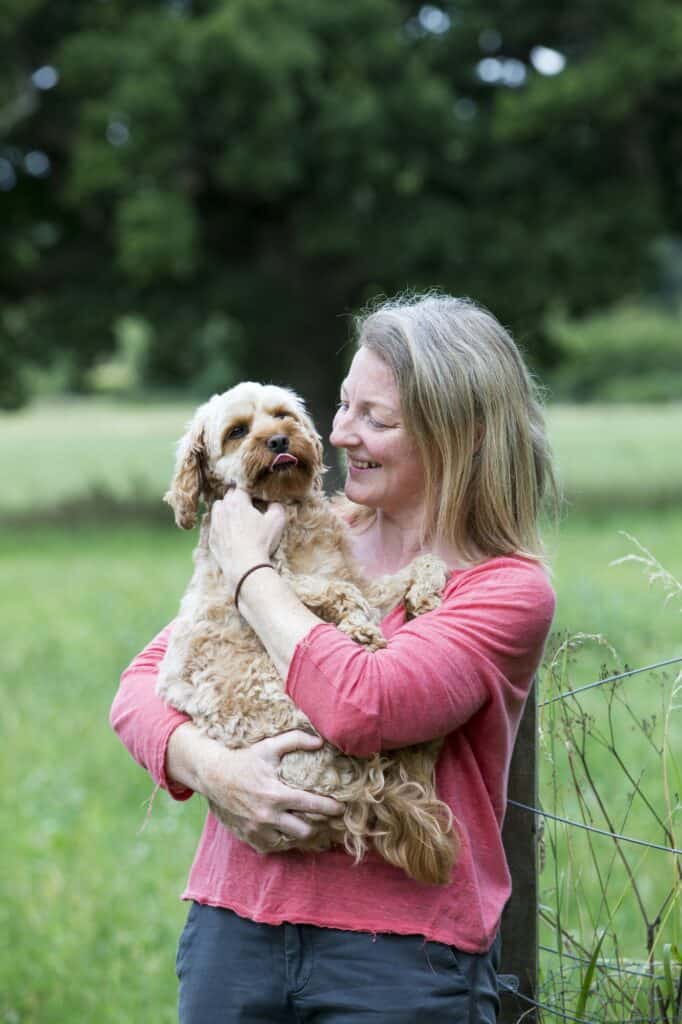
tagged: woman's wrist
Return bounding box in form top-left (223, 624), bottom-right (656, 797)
top-left (217, 547), bottom-right (271, 592)
top-left (166, 721), bottom-right (214, 795)
top-left (235, 566), bottom-right (321, 681)
top-left (234, 562), bottom-right (276, 611)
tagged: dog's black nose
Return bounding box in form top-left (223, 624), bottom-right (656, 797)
top-left (266, 434), bottom-right (289, 454)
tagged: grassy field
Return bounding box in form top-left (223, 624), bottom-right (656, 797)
top-left (2, 399), bottom-right (681, 1021)
top-left (0, 526), bottom-right (200, 1023)
top-left (548, 403), bottom-right (682, 511)
top-left (0, 398), bottom-right (192, 514)
top-left (2, 397), bottom-right (682, 515)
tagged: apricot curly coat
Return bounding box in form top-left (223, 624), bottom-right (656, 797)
top-left (156, 382), bottom-right (457, 885)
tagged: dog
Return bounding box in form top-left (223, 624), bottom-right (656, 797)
top-left (156, 382), bottom-right (457, 884)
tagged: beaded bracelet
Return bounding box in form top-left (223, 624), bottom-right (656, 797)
top-left (234, 562), bottom-right (276, 612)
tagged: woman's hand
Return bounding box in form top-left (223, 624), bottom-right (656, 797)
top-left (208, 487), bottom-right (286, 591)
top-left (167, 724), bottom-right (343, 850)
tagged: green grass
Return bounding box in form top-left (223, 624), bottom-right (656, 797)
top-left (539, 514), bottom-right (682, 1019)
top-left (2, 397), bottom-right (681, 1020)
top-left (549, 510), bottom-right (682, 680)
top-left (0, 526), bottom-right (198, 1024)
top-left (2, 511), bottom-right (681, 1021)
top-left (548, 402), bottom-right (682, 511)
top-left (0, 398), bottom-right (193, 513)
top-left (2, 397), bottom-right (682, 516)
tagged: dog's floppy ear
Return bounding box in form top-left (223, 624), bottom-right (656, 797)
top-left (164, 408), bottom-right (209, 529)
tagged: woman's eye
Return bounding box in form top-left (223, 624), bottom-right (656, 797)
top-left (274, 412), bottom-right (288, 420)
top-left (336, 400), bottom-right (349, 412)
top-left (368, 416), bottom-right (387, 429)
top-left (228, 424), bottom-right (247, 439)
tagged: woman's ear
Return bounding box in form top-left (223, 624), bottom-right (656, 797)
top-left (164, 410), bottom-right (208, 529)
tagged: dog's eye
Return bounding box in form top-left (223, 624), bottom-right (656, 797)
top-left (273, 411), bottom-right (289, 420)
top-left (228, 424), bottom-right (248, 439)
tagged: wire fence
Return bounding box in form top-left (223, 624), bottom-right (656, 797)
top-left (539, 656), bottom-right (682, 708)
top-left (510, 650), bottom-right (682, 1024)
top-left (508, 801), bottom-right (682, 857)
top-left (499, 978), bottom-right (668, 1024)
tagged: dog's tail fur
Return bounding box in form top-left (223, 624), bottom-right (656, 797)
top-left (339, 744), bottom-right (457, 886)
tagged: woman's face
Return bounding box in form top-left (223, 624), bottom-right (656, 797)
top-left (330, 346), bottom-right (426, 522)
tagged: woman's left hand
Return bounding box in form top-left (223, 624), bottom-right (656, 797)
top-left (208, 487), bottom-right (286, 591)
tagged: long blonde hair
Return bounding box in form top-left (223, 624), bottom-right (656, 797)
top-left (353, 292), bottom-right (559, 563)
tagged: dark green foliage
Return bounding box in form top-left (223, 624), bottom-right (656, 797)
top-left (547, 303), bottom-right (682, 401)
top-left (2, 0), bottom-right (682, 410)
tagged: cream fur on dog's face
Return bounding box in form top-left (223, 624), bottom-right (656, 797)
top-left (165, 382), bottom-right (325, 529)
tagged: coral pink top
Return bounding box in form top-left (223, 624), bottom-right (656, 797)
top-left (111, 555), bottom-right (554, 954)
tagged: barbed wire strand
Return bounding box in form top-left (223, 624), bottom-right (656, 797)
top-left (498, 978), bottom-right (665, 1024)
top-left (539, 945), bottom-right (665, 982)
top-left (540, 655), bottom-right (682, 707)
top-left (508, 800), bottom-right (682, 856)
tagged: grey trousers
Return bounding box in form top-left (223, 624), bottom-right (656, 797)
top-left (176, 903), bottom-right (501, 1023)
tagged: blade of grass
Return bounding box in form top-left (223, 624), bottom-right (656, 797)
top-left (574, 929), bottom-right (607, 1021)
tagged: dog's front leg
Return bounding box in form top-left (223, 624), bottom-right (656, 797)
top-left (286, 573), bottom-right (387, 651)
top-left (368, 554), bottom-right (448, 619)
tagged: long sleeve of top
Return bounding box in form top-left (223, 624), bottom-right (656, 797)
top-left (110, 623), bottom-right (193, 800)
top-left (286, 556), bottom-right (551, 757)
top-left (110, 554), bottom-right (555, 954)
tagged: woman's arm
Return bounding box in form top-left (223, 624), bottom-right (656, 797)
top-left (111, 623), bottom-right (193, 798)
top-left (166, 723), bottom-right (344, 845)
top-left (208, 491), bottom-right (556, 759)
top-left (284, 559), bottom-right (555, 755)
top-left (111, 623), bottom-right (343, 842)
top-left (207, 489), bottom-right (323, 676)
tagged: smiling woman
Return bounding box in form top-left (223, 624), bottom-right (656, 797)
top-left (351, 295), bottom-right (556, 565)
top-left (111, 291), bottom-right (558, 1024)
top-left (332, 347), bottom-right (427, 541)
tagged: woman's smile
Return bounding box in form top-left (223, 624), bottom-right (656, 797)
top-left (330, 347), bottom-right (426, 522)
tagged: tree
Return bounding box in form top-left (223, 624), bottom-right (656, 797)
top-left (1, 0), bottom-right (681, 418)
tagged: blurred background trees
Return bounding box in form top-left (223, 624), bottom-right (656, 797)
top-left (2, 0), bottom-right (681, 420)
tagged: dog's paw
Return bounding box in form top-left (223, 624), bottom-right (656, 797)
top-left (404, 555), bottom-right (448, 618)
top-left (337, 616), bottom-right (387, 651)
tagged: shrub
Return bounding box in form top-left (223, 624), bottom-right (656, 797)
top-left (547, 303), bottom-right (682, 402)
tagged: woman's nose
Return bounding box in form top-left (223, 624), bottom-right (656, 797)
top-left (330, 408), bottom-right (354, 448)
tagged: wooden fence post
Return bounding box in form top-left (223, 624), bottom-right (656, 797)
top-left (499, 680), bottom-right (538, 1024)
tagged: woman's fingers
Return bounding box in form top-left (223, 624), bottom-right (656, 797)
top-left (260, 733), bottom-right (344, 817)
top-left (284, 788), bottom-right (344, 818)
top-left (199, 732), bottom-right (344, 852)
top-left (208, 489), bottom-right (286, 588)
top-left (276, 811), bottom-right (319, 841)
top-left (266, 729), bottom-right (323, 757)
top-left (262, 501), bottom-right (286, 554)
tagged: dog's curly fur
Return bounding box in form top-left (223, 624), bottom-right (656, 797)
top-left (156, 382), bottom-right (457, 885)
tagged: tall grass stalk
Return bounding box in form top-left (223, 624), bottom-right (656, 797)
top-left (537, 543), bottom-right (682, 1023)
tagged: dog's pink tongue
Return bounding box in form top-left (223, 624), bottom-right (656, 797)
top-left (271, 453), bottom-right (298, 469)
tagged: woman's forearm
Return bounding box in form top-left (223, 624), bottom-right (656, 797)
top-left (166, 722), bottom-right (344, 845)
top-left (165, 721), bottom-right (209, 793)
top-left (236, 566), bottom-right (321, 680)
top-left (206, 490), bottom-right (321, 679)
top-left (111, 623), bottom-right (194, 797)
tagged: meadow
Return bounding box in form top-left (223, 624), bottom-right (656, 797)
top-left (1, 399), bottom-right (681, 1022)
top-left (2, 398), bottom-right (682, 516)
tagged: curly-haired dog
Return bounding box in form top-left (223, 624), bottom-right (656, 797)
top-left (156, 382), bottom-right (457, 884)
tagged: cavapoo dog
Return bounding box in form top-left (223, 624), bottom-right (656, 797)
top-left (156, 382), bottom-right (456, 884)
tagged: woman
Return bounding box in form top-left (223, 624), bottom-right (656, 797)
top-left (111, 292), bottom-right (557, 1023)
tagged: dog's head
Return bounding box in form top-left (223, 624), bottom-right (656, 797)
top-left (164, 382), bottom-right (325, 528)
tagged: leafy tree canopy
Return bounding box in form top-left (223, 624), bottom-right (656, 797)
top-left (1, 0), bottom-right (681, 415)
